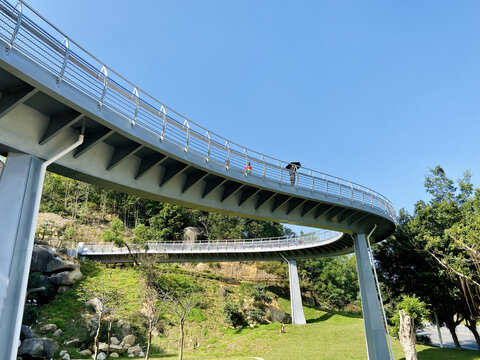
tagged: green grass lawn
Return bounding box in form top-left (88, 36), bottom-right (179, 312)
top-left (148, 305), bottom-right (480, 360)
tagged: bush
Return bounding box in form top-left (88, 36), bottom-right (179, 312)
top-left (223, 302), bottom-right (245, 328)
top-left (251, 285), bottom-right (272, 303)
top-left (248, 308), bottom-right (267, 324)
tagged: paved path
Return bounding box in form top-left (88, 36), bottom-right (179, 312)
top-left (417, 324), bottom-right (479, 351)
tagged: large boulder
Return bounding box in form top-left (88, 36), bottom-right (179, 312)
top-left (18, 338), bottom-right (58, 359)
top-left (110, 336), bottom-right (120, 345)
top-left (20, 325), bottom-right (35, 341)
top-left (97, 352), bottom-right (107, 360)
top-left (183, 227), bottom-right (202, 243)
top-left (98, 342), bottom-right (109, 352)
top-left (110, 353), bottom-right (119, 358)
top-left (30, 246), bottom-right (76, 273)
top-left (121, 335), bottom-right (136, 347)
top-left (49, 268), bottom-right (83, 286)
top-left (266, 307), bottom-right (288, 323)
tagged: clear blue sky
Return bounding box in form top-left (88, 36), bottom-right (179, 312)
top-left (25, 0), bottom-right (480, 234)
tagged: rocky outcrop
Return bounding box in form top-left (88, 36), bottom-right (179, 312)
top-left (20, 326), bottom-right (35, 341)
top-left (49, 268), bottom-right (83, 285)
top-left (266, 307), bottom-right (288, 323)
top-left (30, 246), bottom-right (76, 274)
top-left (183, 227), bottom-right (203, 243)
top-left (78, 349), bottom-right (92, 356)
top-left (18, 338), bottom-right (58, 359)
top-left (64, 338), bottom-right (81, 347)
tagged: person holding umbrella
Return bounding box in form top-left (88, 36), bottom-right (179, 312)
top-left (286, 162), bottom-right (301, 186)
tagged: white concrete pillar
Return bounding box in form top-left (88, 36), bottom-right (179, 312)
top-left (0, 153), bottom-right (42, 360)
top-left (288, 258), bottom-right (306, 325)
top-left (354, 233), bottom-right (390, 359)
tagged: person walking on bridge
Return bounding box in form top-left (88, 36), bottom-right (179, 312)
top-left (286, 162), bottom-right (301, 186)
top-left (244, 162), bottom-right (253, 176)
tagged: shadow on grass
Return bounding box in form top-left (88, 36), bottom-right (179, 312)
top-left (396, 347), bottom-right (480, 360)
top-left (307, 312), bottom-right (334, 323)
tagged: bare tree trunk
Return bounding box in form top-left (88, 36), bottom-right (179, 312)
top-left (445, 321), bottom-right (462, 350)
top-left (145, 325), bottom-right (152, 360)
top-left (466, 319), bottom-right (480, 350)
top-left (107, 320), bottom-right (112, 359)
top-left (93, 314), bottom-right (102, 360)
top-left (179, 320), bottom-right (185, 360)
top-left (398, 310), bottom-right (417, 360)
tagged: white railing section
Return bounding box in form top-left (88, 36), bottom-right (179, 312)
top-left (78, 231), bottom-right (344, 256)
top-left (0, 1), bottom-right (396, 223)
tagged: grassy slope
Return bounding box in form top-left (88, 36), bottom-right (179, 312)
top-left (35, 261), bottom-right (480, 360)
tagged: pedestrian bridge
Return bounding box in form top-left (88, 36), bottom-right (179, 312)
top-left (77, 230), bottom-right (343, 263)
top-left (0, 1), bottom-right (397, 359)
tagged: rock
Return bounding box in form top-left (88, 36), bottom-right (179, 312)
top-left (49, 268), bottom-right (83, 285)
top-left (64, 338), bottom-right (81, 347)
top-left (110, 336), bottom-right (120, 345)
top-left (266, 307), bottom-right (287, 323)
top-left (20, 325), bottom-right (35, 341)
top-left (127, 345), bottom-right (142, 356)
top-left (58, 285), bottom-right (71, 294)
top-left (183, 227), bottom-right (202, 243)
top-left (40, 323), bottom-right (58, 334)
top-left (78, 349), bottom-right (92, 356)
top-left (117, 320), bottom-right (132, 336)
top-left (123, 343), bottom-right (131, 348)
top-left (18, 338), bottom-right (58, 359)
top-left (196, 263), bottom-right (209, 272)
top-left (98, 342), bottom-right (109, 352)
top-left (53, 328), bottom-right (63, 338)
top-left (109, 344), bottom-right (126, 354)
top-left (97, 352), bottom-right (107, 360)
top-left (121, 334), bottom-right (136, 346)
top-left (110, 353), bottom-right (119, 358)
top-left (139, 351), bottom-right (145, 357)
top-left (60, 350), bottom-right (67, 356)
top-left (62, 353), bottom-right (70, 360)
top-left (128, 355), bottom-right (134, 358)
top-left (30, 245), bottom-right (77, 273)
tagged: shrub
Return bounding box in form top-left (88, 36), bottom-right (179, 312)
top-left (223, 302), bottom-right (245, 328)
top-left (251, 285), bottom-right (272, 303)
top-left (248, 308), bottom-right (267, 324)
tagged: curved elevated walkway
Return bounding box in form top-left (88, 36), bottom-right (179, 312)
top-left (77, 231), bottom-right (344, 263)
top-left (0, 1), bottom-right (395, 250)
top-left (0, 2), bottom-right (397, 359)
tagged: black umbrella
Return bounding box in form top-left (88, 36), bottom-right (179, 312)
top-left (285, 162), bottom-right (301, 170)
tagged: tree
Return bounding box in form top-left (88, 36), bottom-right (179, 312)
top-left (80, 285), bottom-right (117, 360)
top-left (150, 204), bottom-right (189, 241)
top-left (142, 287), bottom-right (167, 360)
top-left (394, 296), bottom-right (429, 360)
top-left (103, 218), bottom-right (140, 266)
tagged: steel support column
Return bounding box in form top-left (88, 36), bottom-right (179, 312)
top-left (354, 233), bottom-right (390, 359)
top-left (0, 153), bottom-right (42, 359)
top-left (287, 258), bottom-right (306, 325)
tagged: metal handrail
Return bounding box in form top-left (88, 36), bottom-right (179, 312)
top-left (78, 231), bottom-right (343, 255)
top-left (0, 0), bottom-right (396, 223)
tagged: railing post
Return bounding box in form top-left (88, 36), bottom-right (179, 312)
top-left (311, 170), bottom-right (314, 191)
top-left (5, 2), bottom-right (22, 55)
top-left (183, 119), bottom-right (190, 152)
top-left (56, 37), bottom-right (70, 86)
top-left (262, 155), bottom-right (266, 179)
top-left (98, 65), bottom-right (108, 109)
top-left (278, 161), bottom-right (282, 184)
top-left (131, 87), bottom-right (139, 127)
top-left (159, 105), bottom-right (167, 141)
top-left (206, 131), bottom-right (211, 162)
top-left (349, 181), bottom-right (354, 203)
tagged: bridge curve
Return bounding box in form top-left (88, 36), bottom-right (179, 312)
top-left (77, 231), bottom-right (345, 263)
top-left (0, 1), bottom-right (396, 252)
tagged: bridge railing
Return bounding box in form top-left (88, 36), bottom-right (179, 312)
top-left (0, 1), bottom-right (396, 223)
top-left (79, 231), bottom-right (343, 255)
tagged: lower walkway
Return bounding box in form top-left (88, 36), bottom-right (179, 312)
top-left (418, 324), bottom-right (480, 351)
